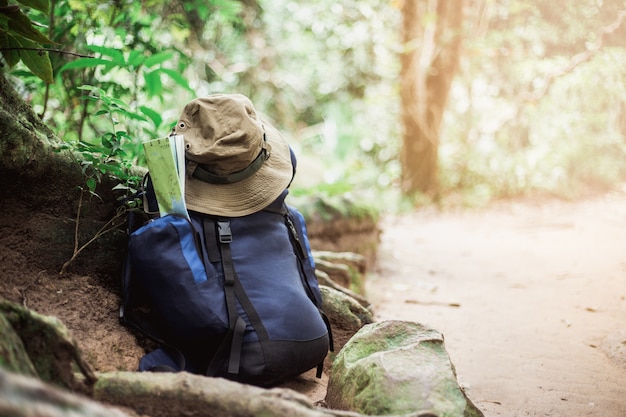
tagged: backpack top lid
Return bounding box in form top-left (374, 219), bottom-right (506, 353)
top-left (174, 94), bottom-right (293, 217)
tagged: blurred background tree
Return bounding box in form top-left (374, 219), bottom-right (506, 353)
top-left (2, 0), bottom-right (626, 212)
top-left (442, 0), bottom-right (626, 206)
top-left (399, 0), bottom-right (464, 199)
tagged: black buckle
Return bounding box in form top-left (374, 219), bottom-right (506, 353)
top-left (217, 221), bottom-right (233, 243)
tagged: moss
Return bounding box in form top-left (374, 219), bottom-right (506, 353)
top-left (0, 299), bottom-right (96, 390)
top-left (328, 321), bottom-right (485, 416)
top-left (349, 267), bottom-right (365, 294)
top-left (0, 311), bottom-right (38, 377)
top-left (290, 193), bottom-right (379, 224)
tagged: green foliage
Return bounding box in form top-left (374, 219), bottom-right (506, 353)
top-left (252, 0), bottom-right (401, 212)
top-left (4, 0), bottom-right (626, 215)
top-left (435, 0), bottom-right (626, 207)
top-left (55, 44), bottom-right (192, 164)
top-left (0, 0), bottom-right (54, 82)
top-left (58, 46), bottom-right (191, 99)
top-left (71, 86), bottom-right (143, 187)
top-left (26, 0), bottom-right (200, 200)
top-left (290, 191), bottom-right (380, 226)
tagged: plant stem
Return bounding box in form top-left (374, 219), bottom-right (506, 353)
top-left (59, 193), bottom-right (125, 275)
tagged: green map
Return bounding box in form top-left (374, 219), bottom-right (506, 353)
top-left (143, 135), bottom-right (189, 219)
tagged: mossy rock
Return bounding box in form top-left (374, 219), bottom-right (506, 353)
top-left (291, 194), bottom-right (381, 270)
top-left (326, 321), bottom-right (484, 417)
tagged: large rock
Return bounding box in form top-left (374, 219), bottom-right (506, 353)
top-left (326, 321), bottom-right (484, 417)
top-left (314, 251), bottom-right (368, 294)
top-left (320, 285), bottom-right (374, 355)
top-left (302, 196), bottom-right (380, 270)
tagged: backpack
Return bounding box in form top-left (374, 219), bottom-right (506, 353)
top-left (120, 185), bottom-right (333, 387)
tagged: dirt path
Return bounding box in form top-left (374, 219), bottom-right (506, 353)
top-left (366, 192), bottom-right (626, 417)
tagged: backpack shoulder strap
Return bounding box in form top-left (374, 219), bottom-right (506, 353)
top-left (263, 202), bottom-right (309, 264)
top-left (282, 204), bottom-right (335, 365)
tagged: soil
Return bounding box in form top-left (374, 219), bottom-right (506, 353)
top-left (1, 183), bottom-right (625, 416)
top-left (366, 191), bottom-right (626, 417)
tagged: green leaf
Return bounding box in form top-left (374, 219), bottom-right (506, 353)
top-left (108, 97), bottom-right (130, 110)
top-left (17, 0), bottom-right (50, 14)
top-left (58, 57), bottom-right (114, 73)
top-left (101, 132), bottom-right (116, 149)
top-left (0, 6), bottom-right (54, 44)
top-left (143, 70), bottom-right (162, 96)
top-left (1, 31), bottom-right (20, 67)
top-left (76, 85), bottom-right (100, 93)
top-left (77, 85), bottom-right (105, 101)
top-left (80, 95), bottom-right (100, 105)
top-left (112, 183), bottom-right (130, 191)
top-left (8, 69), bottom-right (35, 77)
top-left (127, 49), bottom-right (145, 67)
top-left (0, 12), bottom-right (9, 30)
top-left (124, 110), bottom-right (147, 122)
top-left (143, 51), bottom-right (174, 68)
top-left (86, 177), bottom-right (97, 192)
top-left (159, 68), bottom-right (192, 91)
top-left (86, 44), bottom-right (125, 65)
top-left (139, 105), bottom-right (163, 128)
top-left (8, 34), bottom-right (52, 83)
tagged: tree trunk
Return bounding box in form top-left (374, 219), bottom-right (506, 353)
top-left (0, 74), bottom-right (73, 176)
top-left (0, 74), bottom-right (128, 277)
top-left (399, 0), bottom-right (464, 197)
top-left (0, 299), bottom-right (97, 391)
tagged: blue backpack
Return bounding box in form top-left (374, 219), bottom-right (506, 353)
top-left (120, 187), bottom-right (333, 387)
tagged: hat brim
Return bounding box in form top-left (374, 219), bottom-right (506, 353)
top-left (184, 122), bottom-right (293, 217)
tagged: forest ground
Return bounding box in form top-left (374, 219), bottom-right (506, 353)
top-left (366, 190), bottom-right (626, 417)
top-left (2, 181), bottom-right (625, 416)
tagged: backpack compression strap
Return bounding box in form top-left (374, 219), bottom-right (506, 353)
top-left (203, 220), bottom-right (247, 376)
top-left (203, 217), bottom-right (271, 378)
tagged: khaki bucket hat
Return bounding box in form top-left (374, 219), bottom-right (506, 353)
top-left (173, 94), bottom-right (293, 217)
